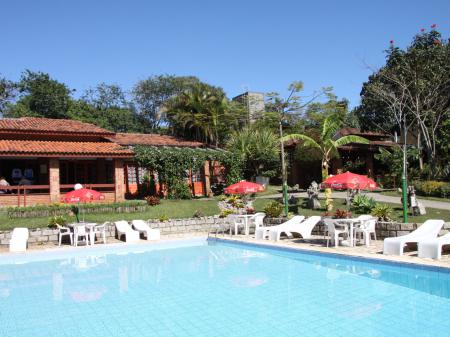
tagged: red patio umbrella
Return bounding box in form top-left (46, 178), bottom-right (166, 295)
top-left (321, 172), bottom-right (378, 190)
top-left (224, 181), bottom-right (265, 194)
top-left (62, 188), bottom-right (105, 203)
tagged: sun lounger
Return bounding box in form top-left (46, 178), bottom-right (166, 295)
top-left (383, 219), bottom-right (444, 256)
top-left (115, 221), bottom-right (140, 243)
top-left (255, 215), bottom-right (305, 240)
top-left (277, 216), bottom-right (322, 241)
top-left (418, 231), bottom-right (450, 260)
top-left (268, 215), bottom-right (307, 241)
top-left (132, 220), bottom-right (160, 241)
top-left (9, 228), bottom-right (29, 252)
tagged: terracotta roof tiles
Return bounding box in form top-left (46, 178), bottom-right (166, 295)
top-left (0, 140), bottom-right (133, 157)
top-left (110, 133), bottom-right (205, 148)
top-left (0, 117), bottom-right (113, 135)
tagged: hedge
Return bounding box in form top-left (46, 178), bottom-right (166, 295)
top-left (6, 200), bottom-right (148, 218)
top-left (413, 180), bottom-right (450, 198)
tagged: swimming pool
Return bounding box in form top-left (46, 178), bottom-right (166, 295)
top-left (1, 238), bottom-right (449, 336)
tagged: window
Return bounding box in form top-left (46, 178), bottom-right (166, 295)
top-left (191, 169), bottom-right (203, 183)
top-left (127, 164), bottom-right (137, 184)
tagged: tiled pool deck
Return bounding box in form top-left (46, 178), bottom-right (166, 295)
top-left (1, 232), bottom-right (450, 269)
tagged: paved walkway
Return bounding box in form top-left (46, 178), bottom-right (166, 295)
top-left (260, 191), bottom-right (450, 210)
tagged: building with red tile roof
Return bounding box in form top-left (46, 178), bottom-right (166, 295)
top-left (0, 117), bottom-right (212, 206)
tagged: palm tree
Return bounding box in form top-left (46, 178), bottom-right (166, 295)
top-left (281, 115), bottom-right (369, 181)
top-left (166, 83), bottom-right (231, 146)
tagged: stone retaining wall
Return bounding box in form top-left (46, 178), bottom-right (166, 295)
top-left (1, 218), bottom-right (449, 247)
top-left (0, 217), bottom-right (220, 247)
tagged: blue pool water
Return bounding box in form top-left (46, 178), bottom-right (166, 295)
top-left (1, 238), bottom-right (450, 337)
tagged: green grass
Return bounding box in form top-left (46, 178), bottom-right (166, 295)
top-left (377, 190), bottom-right (450, 202)
top-left (254, 197), bottom-right (450, 222)
top-left (0, 199), bottom-right (220, 231)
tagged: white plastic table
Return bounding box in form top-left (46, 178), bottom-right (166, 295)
top-left (236, 214), bottom-right (255, 236)
top-left (69, 222), bottom-right (96, 245)
top-left (335, 218), bottom-right (362, 247)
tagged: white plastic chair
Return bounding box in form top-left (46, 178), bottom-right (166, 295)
top-left (250, 212), bottom-right (266, 231)
top-left (227, 215), bottom-right (245, 235)
top-left (383, 219), bottom-right (444, 256)
top-left (132, 220), bottom-right (160, 240)
top-left (418, 232), bottom-right (450, 260)
top-left (92, 222), bottom-right (107, 244)
top-left (325, 219), bottom-right (349, 247)
top-left (74, 225), bottom-right (89, 247)
top-left (57, 224), bottom-right (73, 246)
top-left (9, 228), bottom-right (29, 252)
top-left (354, 215), bottom-right (377, 246)
top-left (115, 220), bottom-right (140, 243)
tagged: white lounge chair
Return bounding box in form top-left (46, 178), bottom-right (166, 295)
top-left (418, 231), bottom-right (450, 260)
top-left (115, 221), bottom-right (140, 243)
top-left (268, 215), bottom-right (306, 241)
top-left (132, 220), bottom-right (160, 241)
top-left (278, 216), bottom-right (322, 241)
top-left (9, 228), bottom-right (29, 252)
top-left (383, 219), bottom-right (444, 256)
top-left (255, 215), bottom-right (304, 240)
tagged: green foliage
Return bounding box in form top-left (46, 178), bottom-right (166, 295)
top-left (48, 215), bottom-right (67, 228)
top-left (356, 29), bottom-right (449, 177)
top-left (263, 201), bottom-right (284, 218)
top-left (134, 146), bottom-right (243, 195)
top-left (5, 70), bottom-right (72, 119)
top-left (158, 214), bottom-right (169, 222)
top-left (0, 75), bottom-right (17, 114)
top-left (133, 75), bottom-right (200, 129)
top-left (166, 82), bottom-right (244, 146)
top-left (226, 126), bottom-right (280, 178)
top-left (168, 180), bottom-right (191, 199)
top-left (7, 200), bottom-right (147, 218)
top-left (352, 194), bottom-right (377, 213)
top-left (219, 209), bottom-right (234, 218)
top-left (414, 181), bottom-right (450, 198)
top-left (192, 210), bottom-right (204, 218)
top-left (371, 204), bottom-right (393, 221)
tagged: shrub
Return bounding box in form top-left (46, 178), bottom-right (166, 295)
top-left (414, 180), bottom-right (450, 198)
top-left (145, 195), bottom-right (161, 206)
top-left (371, 203), bottom-right (393, 221)
top-left (211, 183), bottom-right (225, 196)
top-left (193, 210), bottom-right (204, 218)
top-left (48, 215), bottom-right (67, 228)
top-left (263, 201), bottom-right (284, 218)
top-left (333, 209), bottom-right (352, 219)
top-left (352, 194), bottom-right (376, 213)
top-left (219, 209), bottom-right (234, 218)
top-left (168, 180), bottom-right (191, 199)
top-left (158, 214), bottom-right (169, 222)
top-left (245, 207), bottom-right (255, 214)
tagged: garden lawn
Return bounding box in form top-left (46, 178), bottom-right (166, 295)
top-left (253, 197), bottom-right (450, 222)
top-left (0, 199), bottom-right (220, 231)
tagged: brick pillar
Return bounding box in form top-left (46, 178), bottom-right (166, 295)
top-left (49, 158), bottom-right (60, 203)
top-left (114, 159), bottom-right (125, 201)
top-left (204, 161), bottom-right (212, 197)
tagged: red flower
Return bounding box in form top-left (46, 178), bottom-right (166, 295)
top-left (431, 24), bottom-right (437, 29)
top-left (420, 28), bottom-right (425, 32)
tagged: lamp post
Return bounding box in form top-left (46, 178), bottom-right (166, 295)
top-left (401, 119), bottom-right (408, 223)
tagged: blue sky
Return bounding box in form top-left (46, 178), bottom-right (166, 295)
top-left (1, 0), bottom-right (449, 108)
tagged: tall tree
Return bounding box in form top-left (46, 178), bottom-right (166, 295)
top-left (69, 83), bottom-right (147, 133)
top-left (133, 75), bottom-right (200, 129)
top-left (356, 28), bottom-right (449, 175)
top-left (5, 70), bottom-right (73, 119)
top-left (166, 82), bottom-right (242, 146)
top-left (0, 75), bottom-right (17, 116)
top-left (227, 126), bottom-right (280, 179)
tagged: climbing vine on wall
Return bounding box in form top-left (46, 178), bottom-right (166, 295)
top-left (134, 146), bottom-right (243, 198)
